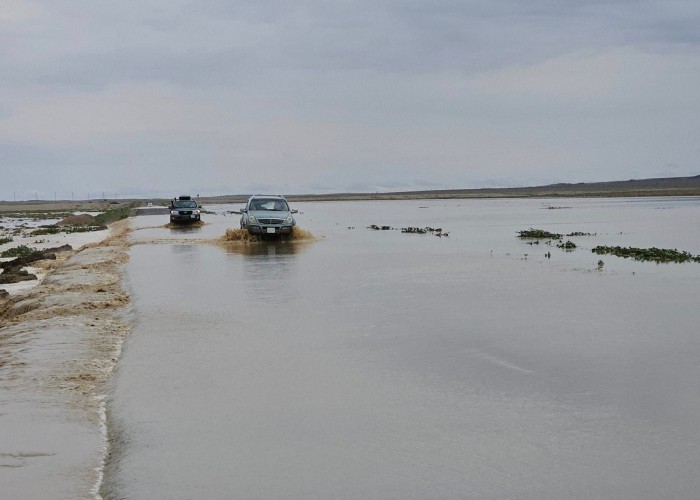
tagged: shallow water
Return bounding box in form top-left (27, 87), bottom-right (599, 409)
top-left (107, 197), bottom-right (700, 499)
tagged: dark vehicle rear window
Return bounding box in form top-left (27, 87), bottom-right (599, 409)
top-left (173, 200), bottom-right (198, 208)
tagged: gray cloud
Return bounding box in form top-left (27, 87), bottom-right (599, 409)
top-left (1, 0), bottom-right (699, 199)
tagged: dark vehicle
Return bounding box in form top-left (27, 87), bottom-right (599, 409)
top-left (169, 196), bottom-right (201, 223)
top-left (240, 195), bottom-right (297, 237)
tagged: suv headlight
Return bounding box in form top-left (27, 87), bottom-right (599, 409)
top-left (285, 215), bottom-right (293, 224)
top-left (170, 210), bottom-right (178, 215)
top-left (248, 215), bottom-right (257, 223)
top-left (194, 209), bottom-right (200, 214)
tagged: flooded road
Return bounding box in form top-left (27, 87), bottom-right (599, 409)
top-left (106, 198), bottom-right (700, 499)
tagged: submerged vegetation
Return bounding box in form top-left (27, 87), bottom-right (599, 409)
top-left (592, 246), bottom-right (700, 264)
top-left (557, 240), bottom-right (577, 250)
top-left (1, 245), bottom-right (39, 258)
top-left (517, 228), bottom-right (562, 240)
top-left (368, 225), bottom-right (450, 236)
top-left (401, 227), bottom-right (448, 236)
top-left (29, 225), bottom-right (107, 236)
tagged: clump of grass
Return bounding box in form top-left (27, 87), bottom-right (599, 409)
top-left (401, 227), bottom-right (449, 237)
top-left (94, 206), bottom-right (135, 225)
top-left (592, 246), bottom-right (700, 263)
top-left (557, 240), bottom-right (577, 250)
top-left (65, 225), bottom-right (107, 233)
top-left (28, 225), bottom-right (107, 236)
top-left (368, 225), bottom-right (393, 230)
top-left (0, 236), bottom-right (13, 245)
top-left (566, 231), bottom-right (594, 236)
top-left (29, 227), bottom-right (61, 236)
top-left (1, 245), bottom-right (39, 258)
top-left (1, 211), bottom-right (72, 220)
top-left (517, 228), bottom-right (562, 239)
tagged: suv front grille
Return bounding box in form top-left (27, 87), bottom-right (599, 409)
top-left (258, 218), bottom-right (284, 224)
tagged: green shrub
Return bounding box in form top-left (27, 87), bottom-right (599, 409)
top-left (557, 240), bottom-right (577, 250)
top-left (1, 245), bottom-right (39, 258)
top-left (518, 228), bottom-right (562, 239)
top-left (94, 206), bottom-right (134, 225)
top-left (30, 227), bottom-right (61, 236)
top-left (592, 246), bottom-right (700, 264)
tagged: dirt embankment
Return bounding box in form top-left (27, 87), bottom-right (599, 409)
top-left (0, 220), bottom-right (132, 499)
top-left (56, 214), bottom-right (97, 226)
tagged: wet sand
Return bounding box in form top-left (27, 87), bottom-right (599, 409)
top-left (0, 221), bottom-right (132, 499)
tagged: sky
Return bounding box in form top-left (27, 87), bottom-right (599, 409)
top-left (1, 0), bottom-right (699, 200)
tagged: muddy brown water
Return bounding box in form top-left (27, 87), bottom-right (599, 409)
top-left (104, 198), bottom-right (700, 499)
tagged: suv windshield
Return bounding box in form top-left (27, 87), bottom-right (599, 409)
top-left (173, 200), bottom-right (198, 208)
top-left (249, 199), bottom-right (289, 211)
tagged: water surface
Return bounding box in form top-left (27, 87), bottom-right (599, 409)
top-left (107, 197), bottom-right (700, 499)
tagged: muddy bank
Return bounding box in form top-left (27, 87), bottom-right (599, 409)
top-left (0, 221), bottom-right (132, 499)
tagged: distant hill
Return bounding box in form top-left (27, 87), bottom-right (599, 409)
top-left (2, 175), bottom-right (699, 210)
top-left (201, 174), bottom-right (700, 203)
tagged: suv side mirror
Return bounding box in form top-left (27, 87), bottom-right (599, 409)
top-left (291, 209), bottom-right (298, 214)
top-left (241, 208), bottom-right (247, 213)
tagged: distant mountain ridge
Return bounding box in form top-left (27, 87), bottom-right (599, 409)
top-left (2, 175), bottom-right (699, 207)
top-left (281, 174), bottom-right (700, 201)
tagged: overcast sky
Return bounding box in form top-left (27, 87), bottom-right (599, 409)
top-left (1, 0), bottom-right (699, 200)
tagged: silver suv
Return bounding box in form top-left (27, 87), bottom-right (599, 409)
top-left (240, 195), bottom-right (297, 237)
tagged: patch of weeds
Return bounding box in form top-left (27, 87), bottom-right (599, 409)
top-left (517, 228), bottom-right (562, 239)
top-left (65, 225), bottom-right (107, 233)
top-left (0, 236), bottom-right (13, 245)
top-left (368, 225), bottom-right (393, 230)
top-left (94, 206), bottom-right (135, 225)
top-left (557, 240), bottom-right (577, 250)
top-left (2, 211), bottom-right (72, 220)
top-left (30, 225), bottom-right (107, 236)
top-left (401, 226), bottom-right (447, 236)
top-left (1, 245), bottom-right (39, 258)
top-left (29, 227), bottom-right (61, 236)
top-left (566, 231), bottom-right (594, 237)
top-left (592, 246), bottom-right (700, 264)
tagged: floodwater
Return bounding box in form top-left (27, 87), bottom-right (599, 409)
top-left (105, 197), bottom-right (700, 499)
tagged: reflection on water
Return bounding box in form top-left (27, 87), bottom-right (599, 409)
top-left (107, 197), bottom-right (700, 500)
top-left (167, 224), bottom-right (204, 234)
top-left (221, 240), bottom-right (308, 256)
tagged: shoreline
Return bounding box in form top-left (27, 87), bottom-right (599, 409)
top-left (0, 221), bottom-right (132, 499)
